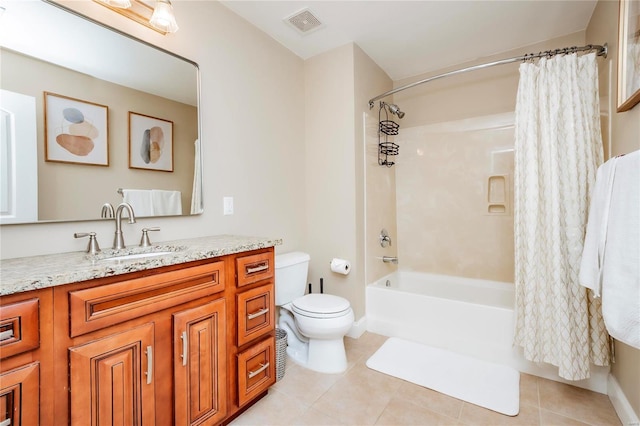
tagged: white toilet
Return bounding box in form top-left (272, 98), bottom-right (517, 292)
top-left (275, 251), bottom-right (354, 374)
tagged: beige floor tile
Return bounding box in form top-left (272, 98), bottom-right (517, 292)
top-left (375, 396), bottom-right (460, 425)
top-left (520, 373), bottom-right (540, 408)
top-left (291, 407), bottom-right (350, 425)
top-left (540, 409), bottom-right (592, 426)
top-left (459, 402), bottom-right (540, 425)
top-left (538, 378), bottom-right (621, 426)
top-left (310, 373), bottom-right (398, 425)
top-left (272, 362), bottom-right (343, 405)
top-left (229, 388), bottom-right (308, 426)
top-left (394, 381), bottom-right (464, 420)
top-left (233, 333), bottom-right (622, 426)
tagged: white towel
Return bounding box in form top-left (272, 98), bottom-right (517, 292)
top-left (151, 189), bottom-right (182, 216)
top-left (122, 189), bottom-right (154, 216)
top-left (601, 151), bottom-right (640, 349)
top-left (579, 157), bottom-right (618, 297)
top-left (580, 150), bottom-right (640, 349)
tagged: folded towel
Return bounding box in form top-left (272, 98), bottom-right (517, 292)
top-left (600, 151), bottom-right (640, 349)
top-left (151, 189), bottom-right (182, 216)
top-left (122, 189), bottom-right (154, 217)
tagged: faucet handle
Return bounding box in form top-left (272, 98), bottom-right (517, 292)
top-left (75, 232), bottom-right (101, 254)
top-left (140, 227), bottom-right (160, 247)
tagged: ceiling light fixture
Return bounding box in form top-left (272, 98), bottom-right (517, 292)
top-left (150, 0), bottom-right (179, 33)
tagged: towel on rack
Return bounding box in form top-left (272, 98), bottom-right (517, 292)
top-left (122, 189), bottom-right (154, 216)
top-left (580, 150), bottom-right (640, 349)
top-left (151, 189), bottom-right (182, 216)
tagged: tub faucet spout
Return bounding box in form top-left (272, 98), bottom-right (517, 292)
top-left (113, 203), bottom-right (136, 249)
top-left (382, 256), bottom-right (398, 264)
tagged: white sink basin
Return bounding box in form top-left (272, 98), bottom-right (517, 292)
top-left (100, 251), bottom-right (175, 262)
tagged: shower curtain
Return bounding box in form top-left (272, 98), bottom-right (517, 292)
top-left (513, 52), bottom-right (610, 380)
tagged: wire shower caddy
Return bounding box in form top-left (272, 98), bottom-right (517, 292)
top-left (378, 102), bottom-right (399, 167)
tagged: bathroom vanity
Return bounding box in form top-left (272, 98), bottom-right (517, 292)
top-left (0, 235), bottom-right (280, 425)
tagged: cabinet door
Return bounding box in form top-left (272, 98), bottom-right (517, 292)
top-left (0, 362), bottom-right (39, 426)
top-left (173, 299), bottom-right (227, 426)
top-left (69, 323), bottom-right (155, 426)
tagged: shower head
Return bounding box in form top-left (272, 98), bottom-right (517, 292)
top-left (381, 102), bottom-right (405, 119)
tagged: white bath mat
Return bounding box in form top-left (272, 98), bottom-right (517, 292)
top-left (366, 337), bottom-right (520, 416)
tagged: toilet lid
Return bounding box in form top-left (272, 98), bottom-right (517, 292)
top-left (291, 294), bottom-right (352, 318)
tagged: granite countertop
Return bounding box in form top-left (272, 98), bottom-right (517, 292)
top-left (0, 235), bottom-right (282, 296)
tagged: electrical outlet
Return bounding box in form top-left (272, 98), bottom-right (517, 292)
top-left (223, 196), bottom-right (234, 215)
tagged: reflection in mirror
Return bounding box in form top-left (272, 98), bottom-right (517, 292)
top-left (0, 0), bottom-right (201, 224)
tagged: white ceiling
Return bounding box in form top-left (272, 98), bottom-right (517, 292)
top-left (220, 0), bottom-right (599, 81)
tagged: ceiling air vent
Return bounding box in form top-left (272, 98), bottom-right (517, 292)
top-left (284, 8), bottom-right (323, 35)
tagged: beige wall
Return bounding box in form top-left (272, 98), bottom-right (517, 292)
top-left (304, 44), bottom-right (362, 316)
top-left (587, 0), bottom-right (640, 418)
top-left (1, 49), bottom-right (197, 220)
top-left (0, 1), bottom-right (306, 258)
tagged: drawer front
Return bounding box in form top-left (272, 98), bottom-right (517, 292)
top-left (0, 362), bottom-right (39, 426)
top-left (237, 337), bottom-right (275, 407)
top-left (237, 284), bottom-right (275, 347)
top-left (0, 299), bottom-right (39, 360)
top-left (70, 261), bottom-right (224, 337)
top-left (236, 252), bottom-right (273, 288)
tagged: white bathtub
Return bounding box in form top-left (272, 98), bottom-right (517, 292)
top-left (366, 271), bottom-right (608, 393)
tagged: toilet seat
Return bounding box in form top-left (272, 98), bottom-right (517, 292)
top-left (291, 294), bottom-right (352, 319)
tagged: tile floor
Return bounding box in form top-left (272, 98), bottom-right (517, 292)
top-left (231, 333), bottom-right (622, 426)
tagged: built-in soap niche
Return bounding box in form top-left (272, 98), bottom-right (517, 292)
top-left (487, 175), bottom-right (510, 215)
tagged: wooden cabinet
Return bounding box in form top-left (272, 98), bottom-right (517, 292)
top-left (2, 246), bottom-right (276, 425)
top-left (69, 323), bottom-right (156, 426)
top-left (173, 299), bottom-right (227, 425)
top-left (227, 249), bottom-right (276, 418)
top-left (0, 289), bottom-right (53, 425)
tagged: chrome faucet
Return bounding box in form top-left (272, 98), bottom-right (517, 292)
top-left (113, 203), bottom-right (136, 249)
top-left (382, 256), bottom-right (398, 264)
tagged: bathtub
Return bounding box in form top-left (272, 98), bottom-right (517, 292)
top-left (365, 271), bottom-right (608, 393)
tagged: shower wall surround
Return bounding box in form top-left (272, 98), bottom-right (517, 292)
top-left (395, 113), bottom-right (515, 283)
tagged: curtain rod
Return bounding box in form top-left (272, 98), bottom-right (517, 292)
top-left (368, 43), bottom-right (607, 108)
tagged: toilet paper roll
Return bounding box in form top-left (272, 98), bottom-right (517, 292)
top-left (330, 258), bottom-right (351, 275)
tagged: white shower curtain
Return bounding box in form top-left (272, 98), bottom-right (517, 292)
top-left (513, 53), bottom-right (610, 380)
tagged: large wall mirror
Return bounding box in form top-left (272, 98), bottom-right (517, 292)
top-left (0, 0), bottom-right (201, 224)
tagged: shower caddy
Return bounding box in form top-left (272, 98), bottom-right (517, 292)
top-left (378, 101), bottom-right (399, 167)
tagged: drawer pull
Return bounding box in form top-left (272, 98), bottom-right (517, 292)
top-left (0, 329), bottom-right (14, 342)
top-left (180, 331), bottom-right (188, 367)
top-left (0, 418), bottom-right (12, 426)
top-left (246, 263), bottom-right (268, 274)
top-left (145, 346), bottom-right (153, 385)
top-left (248, 362), bottom-right (269, 379)
top-left (247, 308), bottom-right (269, 320)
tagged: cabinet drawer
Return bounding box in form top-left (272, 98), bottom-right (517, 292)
top-left (237, 337), bottom-right (275, 407)
top-left (0, 362), bottom-right (39, 426)
top-left (237, 284), bottom-right (275, 346)
top-left (0, 299), bottom-right (39, 360)
top-left (236, 252), bottom-right (273, 288)
top-left (70, 261), bottom-right (224, 337)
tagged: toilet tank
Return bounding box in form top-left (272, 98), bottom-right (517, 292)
top-left (275, 251), bottom-right (310, 306)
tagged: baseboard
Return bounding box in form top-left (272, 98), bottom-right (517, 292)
top-left (608, 373), bottom-right (640, 425)
top-left (347, 315), bottom-right (367, 338)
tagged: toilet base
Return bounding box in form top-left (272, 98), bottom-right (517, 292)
top-left (287, 337), bottom-right (348, 374)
